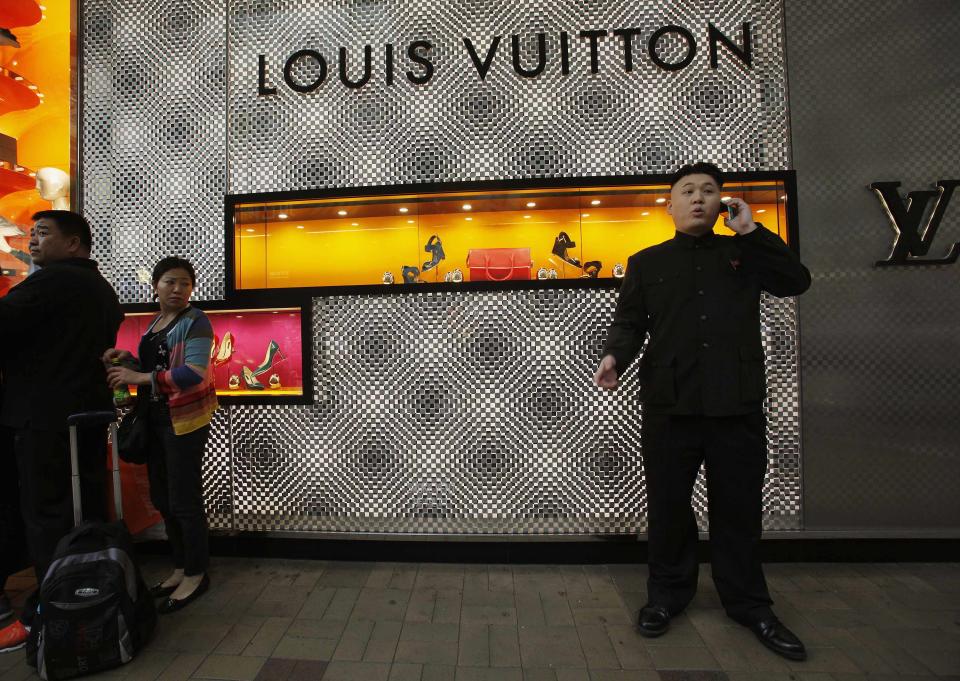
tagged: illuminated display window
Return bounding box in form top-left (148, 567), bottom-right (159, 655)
top-left (117, 307), bottom-right (308, 403)
top-left (229, 178), bottom-right (792, 291)
top-left (1, 0), bottom-right (73, 297)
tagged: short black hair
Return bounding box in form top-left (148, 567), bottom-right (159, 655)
top-left (152, 257), bottom-right (197, 287)
top-left (670, 162), bottom-right (724, 189)
top-left (32, 210), bottom-right (93, 250)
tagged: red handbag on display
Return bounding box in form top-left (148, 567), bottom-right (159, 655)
top-left (466, 248), bottom-right (533, 281)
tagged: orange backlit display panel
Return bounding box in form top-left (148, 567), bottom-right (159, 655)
top-left (233, 181), bottom-right (789, 289)
top-left (1, 0), bottom-right (73, 297)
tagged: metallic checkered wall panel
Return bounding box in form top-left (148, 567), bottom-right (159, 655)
top-left (222, 289), bottom-right (800, 534)
top-left (204, 409), bottom-right (234, 530)
top-left (227, 0), bottom-right (790, 194)
top-left (785, 0), bottom-right (960, 530)
top-left (82, 0), bottom-right (804, 535)
top-left (81, 0), bottom-right (227, 303)
top-left (759, 292), bottom-right (801, 530)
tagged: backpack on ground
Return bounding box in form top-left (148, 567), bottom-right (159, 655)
top-left (26, 411), bottom-right (157, 680)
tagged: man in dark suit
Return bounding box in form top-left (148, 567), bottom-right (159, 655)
top-left (594, 163), bottom-right (811, 661)
top-left (0, 210), bottom-right (122, 651)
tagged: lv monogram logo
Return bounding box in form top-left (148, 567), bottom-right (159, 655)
top-left (872, 180), bottom-right (960, 266)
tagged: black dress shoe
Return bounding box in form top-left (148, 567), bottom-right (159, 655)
top-left (748, 617), bottom-right (807, 661)
top-left (158, 574), bottom-right (210, 615)
top-left (637, 603), bottom-right (671, 638)
top-left (148, 581), bottom-right (177, 599)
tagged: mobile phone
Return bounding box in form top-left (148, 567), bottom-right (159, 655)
top-left (726, 202), bottom-right (738, 220)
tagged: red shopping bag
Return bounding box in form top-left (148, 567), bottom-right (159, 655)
top-left (106, 447), bottom-right (162, 534)
top-left (466, 248), bottom-right (533, 281)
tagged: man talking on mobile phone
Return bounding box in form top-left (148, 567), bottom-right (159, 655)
top-left (593, 162), bottom-right (811, 660)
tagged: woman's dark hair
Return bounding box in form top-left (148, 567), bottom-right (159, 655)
top-left (152, 257), bottom-right (197, 287)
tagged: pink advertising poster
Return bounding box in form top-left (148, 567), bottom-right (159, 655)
top-left (116, 307), bottom-right (304, 397)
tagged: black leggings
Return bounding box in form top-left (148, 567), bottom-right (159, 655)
top-left (146, 402), bottom-right (210, 576)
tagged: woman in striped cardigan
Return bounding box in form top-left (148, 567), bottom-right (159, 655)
top-left (105, 257), bottom-right (218, 614)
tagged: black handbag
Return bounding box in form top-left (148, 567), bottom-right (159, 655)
top-left (116, 402), bottom-right (149, 464)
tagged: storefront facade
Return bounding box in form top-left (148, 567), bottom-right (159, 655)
top-left (74, 0), bottom-right (959, 537)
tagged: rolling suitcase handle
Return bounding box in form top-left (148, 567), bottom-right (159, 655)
top-left (67, 410), bottom-right (124, 526)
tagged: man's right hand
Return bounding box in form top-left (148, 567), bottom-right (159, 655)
top-left (593, 355), bottom-right (618, 390)
top-left (102, 348), bottom-right (133, 366)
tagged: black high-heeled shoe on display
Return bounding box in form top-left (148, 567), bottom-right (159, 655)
top-left (421, 235), bottom-right (446, 272)
top-left (402, 266), bottom-right (421, 284)
top-left (252, 340), bottom-right (284, 377)
top-left (552, 231), bottom-right (582, 268)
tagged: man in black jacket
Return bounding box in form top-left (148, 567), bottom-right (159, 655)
top-left (594, 163), bottom-right (811, 661)
top-left (0, 210), bottom-right (122, 651)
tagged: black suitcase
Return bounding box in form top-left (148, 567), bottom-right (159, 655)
top-left (27, 411), bottom-right (157, 680)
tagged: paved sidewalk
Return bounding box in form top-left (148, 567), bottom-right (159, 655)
top-left (1, 558), bottom-right (958, 680)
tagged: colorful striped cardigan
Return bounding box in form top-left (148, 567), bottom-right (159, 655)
top-left (138, 305), bottom-right (218, 435)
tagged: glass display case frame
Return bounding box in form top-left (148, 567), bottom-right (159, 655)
top-left (118, 300), bottom-right (313, 406)
top-left (224, 171), bottom-right (800, 297)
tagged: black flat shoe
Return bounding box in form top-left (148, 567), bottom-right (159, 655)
top-left (747, 617), bottom-right (807, 661)
top-left (158, 574), bottom-right (210, 615)
top-left (637, 603), bottom-right (671, 638)
top-left (148, 582), bottom-right (177, 599)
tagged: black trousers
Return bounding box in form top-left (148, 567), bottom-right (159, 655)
top-left (146, 402), bottom-right (210, 576)
top-left (0, 427), bottom-right (27, 587)
top-left (14, 426), bottom-right (108, 586)
top-left (642, 412), bottom-right (774, 624)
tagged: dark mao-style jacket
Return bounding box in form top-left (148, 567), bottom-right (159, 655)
top-left (602, 225), bottom-right (811, 417)
top-left (0, 258), bottom-right (123, 431)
